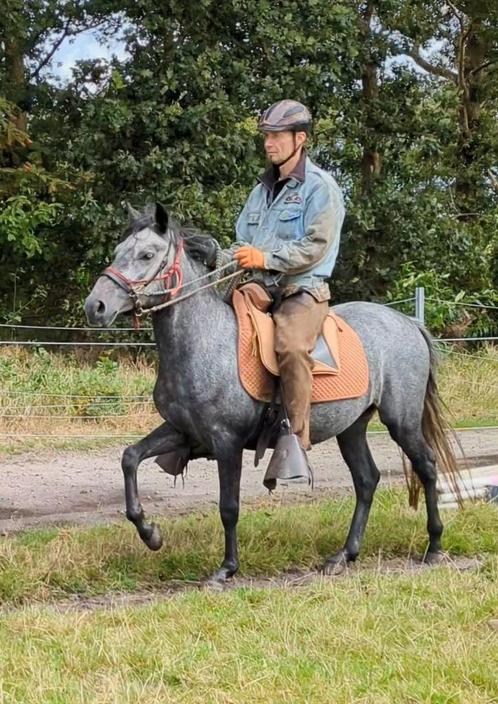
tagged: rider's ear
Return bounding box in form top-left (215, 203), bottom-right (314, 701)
top-left (126, 202), bottom-right (141, 221)
top-left (155, 203), bottom-right (169, 234)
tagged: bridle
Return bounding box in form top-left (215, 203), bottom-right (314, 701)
top-left (102, 237), bottom-right (184, 325)
top-left (101, 235), bottom-right (243, 325)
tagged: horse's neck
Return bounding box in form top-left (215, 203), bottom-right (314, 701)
top-left (152, 257), bottom-right (234, 361)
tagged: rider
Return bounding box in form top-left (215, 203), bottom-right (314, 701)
top-left (232, 99), bottom-right (345, 452)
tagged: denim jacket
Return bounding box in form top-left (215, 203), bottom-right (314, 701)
top-left (232, 156), bottom-right (345, 301)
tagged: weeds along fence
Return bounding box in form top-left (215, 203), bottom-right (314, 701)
top-left (0, 288), bottom-right (497, 447)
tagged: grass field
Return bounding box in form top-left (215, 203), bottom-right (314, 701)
top-left (0, 344), bottom-right (497, 452)
top-left (0, 566), bottom-right (497, 704)
top-left (0, 490), bottom-right (497, 605)
top-left (0, 346), bottom-right (497, 701)
top-left (0, 491), bottom-right (498, 703)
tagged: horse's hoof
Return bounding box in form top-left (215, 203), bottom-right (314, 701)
top-left (142, 523), bottom-right (163, 551)
top-left (204, 566), bottom-right (237, 590)
top-left (423, 550), bottom-right (447, 566)
top-left (322, 555), bottom-right (348, 576)
top-left (204, 577), bottom-right (227, 592)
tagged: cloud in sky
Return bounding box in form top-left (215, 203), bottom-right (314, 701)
top-left (50, 31), bottom-right (127, 81)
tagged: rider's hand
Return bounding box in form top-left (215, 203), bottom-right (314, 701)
top-left (234, 245), bottom-right (266, 269)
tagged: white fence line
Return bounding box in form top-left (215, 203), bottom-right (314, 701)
top-left (0, 323), bottom-right (152, 332)
top-left (438, 337), bottom-right (498, 342)
top-left (2, 337), bottom-right (496, 347)
top-left (0, 426), bottom-right (496, 442)
top-left (0, 340), bottom-right (155, 347)
top-left (0, 287), bottom-right (496, 343)
top-left (0, 289), bottom-right (495, 444)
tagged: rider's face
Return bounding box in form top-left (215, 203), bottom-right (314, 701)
top-left (263, 130), bottom-right (306, 165)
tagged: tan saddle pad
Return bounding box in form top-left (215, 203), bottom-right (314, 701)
top-left (233, 283), bottom-right (369, 403)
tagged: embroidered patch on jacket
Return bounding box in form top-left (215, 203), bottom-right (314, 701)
top-left (283, 193), bottom-right (302, 204)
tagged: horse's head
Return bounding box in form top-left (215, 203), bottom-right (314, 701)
top-left (84, 203), bottom-right (180, 327)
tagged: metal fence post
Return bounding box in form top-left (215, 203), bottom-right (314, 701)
top-left (415, 286), bottom-right (425, 325)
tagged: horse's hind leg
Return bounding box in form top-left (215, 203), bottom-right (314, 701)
top-left (323, 409), bottom-right (379, 576)
top-left (386, 422), bottom-right (443, 562)
top-left (121, 422), bottom-right (184, 551)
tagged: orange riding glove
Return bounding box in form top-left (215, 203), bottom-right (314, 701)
top-left (233, 245), bottom-right (266, 270)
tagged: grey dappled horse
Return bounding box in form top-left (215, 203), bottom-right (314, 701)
top-left (85, 204), bottom-right (459, 584)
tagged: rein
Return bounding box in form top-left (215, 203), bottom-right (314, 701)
top-left (103, 238), bottom-right (244, 322)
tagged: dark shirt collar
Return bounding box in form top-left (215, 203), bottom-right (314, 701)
top-left (259, 149), bottom-right (307, 191)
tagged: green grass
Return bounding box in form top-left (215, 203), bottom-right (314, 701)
top-left (1, 492), bottom-right (497, 703)
top-left (437, 345), bottom-right (498, 428)
top-left (0, 490), bottom-right (497, 606)
top-left (0, 564), bottom-right (497, 703)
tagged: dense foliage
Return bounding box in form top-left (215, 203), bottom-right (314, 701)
top-left (1, 0), bottom-right (497, 333)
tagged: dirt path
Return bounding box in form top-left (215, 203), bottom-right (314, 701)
top-left (0, 429), bottom-right (496, 534)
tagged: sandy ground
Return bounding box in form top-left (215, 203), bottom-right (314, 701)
top-left (0, 428), bottom-right (496, 534)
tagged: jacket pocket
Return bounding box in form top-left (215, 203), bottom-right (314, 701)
top-left (277, 207), bottom-right (303, 240)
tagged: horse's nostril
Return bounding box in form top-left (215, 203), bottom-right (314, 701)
top-left (97, 300), bottom-right (106, 314)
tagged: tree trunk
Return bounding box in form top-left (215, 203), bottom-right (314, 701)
top-left (4, 36), bottom-right (27, 133)
top-left (359, 1), bottom-right (381, 192)
top-left (455, 20), bottom-right (487, 215)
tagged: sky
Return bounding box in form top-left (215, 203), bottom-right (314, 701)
top-left (50, 28), bottom-right (431, 83)
top-left (50, 30), bottom-right (128, 81)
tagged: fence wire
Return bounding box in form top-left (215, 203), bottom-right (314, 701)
top-left (0, 300), bottom-right (496, 442)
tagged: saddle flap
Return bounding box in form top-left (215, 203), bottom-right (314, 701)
top-left (238, 284), bottom-right (340, 377)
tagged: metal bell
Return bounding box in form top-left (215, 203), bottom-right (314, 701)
top-left (263, 422), bottom-right (313, 491)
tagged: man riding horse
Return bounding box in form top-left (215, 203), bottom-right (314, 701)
top-left (230, 99), bottom-right (345, 460)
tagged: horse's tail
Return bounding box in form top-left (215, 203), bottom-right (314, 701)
top-left (406, 324), bottom-right (463, 510)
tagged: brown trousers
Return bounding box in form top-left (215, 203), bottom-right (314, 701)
top-left (273, 292), bottom-right (329, 450)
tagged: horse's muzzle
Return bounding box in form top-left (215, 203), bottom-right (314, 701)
top-left (84, 294), bottom-right (110, 327)
top-left (84, 276), bottom-right (133, 327)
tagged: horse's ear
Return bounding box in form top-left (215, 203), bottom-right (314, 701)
top-left (126, 202), bottom-right (141, 221)
top-left (155, 202), bottom-right (169, 234)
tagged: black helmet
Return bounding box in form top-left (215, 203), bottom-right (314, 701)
top-left (258, 99), bottom-right (312, 133)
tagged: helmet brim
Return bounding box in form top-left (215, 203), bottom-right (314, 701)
top-left (258, 123), bottom-right (310, 133)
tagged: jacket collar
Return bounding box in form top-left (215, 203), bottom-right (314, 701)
top-left (259, 150), bottom-right (307, 191)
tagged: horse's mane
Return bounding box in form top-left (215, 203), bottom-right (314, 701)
top-left (126, 208), bottom-right (218, 266)
top-left (179, 226), bottom-right (219, 266)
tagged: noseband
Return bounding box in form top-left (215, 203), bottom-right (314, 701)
top-left (103, 239), bottom-right (184, 318)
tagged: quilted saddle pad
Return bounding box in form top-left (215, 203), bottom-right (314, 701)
top-left (232, 284), bottom-right (369, 403)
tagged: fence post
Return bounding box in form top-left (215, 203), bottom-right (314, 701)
top-left (415, 286), bottom-right (425, 325)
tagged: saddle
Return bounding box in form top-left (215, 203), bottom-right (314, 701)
top-left (232, 283), bottom-right (369, 403)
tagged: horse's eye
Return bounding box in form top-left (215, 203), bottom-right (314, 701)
top-left (141, 252), bottom-right (155, 260)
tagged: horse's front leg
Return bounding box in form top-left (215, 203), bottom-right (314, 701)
top-left (121, 422), bottom-right (184, 550)
top-left (208, 444), bottom-right (243, 585)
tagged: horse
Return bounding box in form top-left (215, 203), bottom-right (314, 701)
top-left (84, 203), bottom-right (459, 584)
